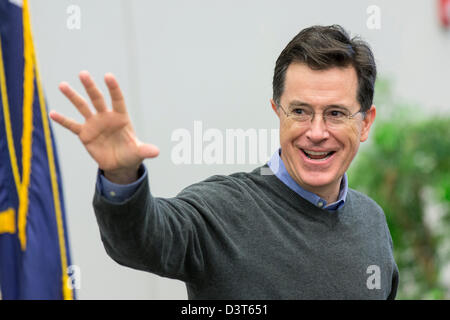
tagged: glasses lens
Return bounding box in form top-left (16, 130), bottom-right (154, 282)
top-left (291, 114), bottom-right (310, 122)
top-left (287, 107), bottom-right (360, 129)
top-left (289, 108), bottom-right (311, 122)
top-left (326, 118), bottom-right (347, 129)
top-left (324, 109), bottom-right (353, 128)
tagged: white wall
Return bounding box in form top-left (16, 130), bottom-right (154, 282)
top-left (28, 0), bottom-right (450, 299)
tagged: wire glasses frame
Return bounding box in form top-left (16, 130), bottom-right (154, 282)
top-left (277, 103), bottom-right (365, 129)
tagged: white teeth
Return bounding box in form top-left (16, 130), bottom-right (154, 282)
top-left (306, 153), bottom-right (333, 161)
top-left (304, 150), bottom-right (329, 156)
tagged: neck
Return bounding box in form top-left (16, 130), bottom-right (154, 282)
top-left (312, 185), bottom-right (340, 204)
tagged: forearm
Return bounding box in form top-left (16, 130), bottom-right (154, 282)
top-left (92, 175), bottom-right (205, 282)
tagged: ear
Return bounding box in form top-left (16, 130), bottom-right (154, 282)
top-left (270, 98), bottom-right (280, 118)
top-left (360, 105), bottom-right (376, 142)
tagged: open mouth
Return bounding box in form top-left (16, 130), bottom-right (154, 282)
top-left (301, 149), bottom-right (336, 161)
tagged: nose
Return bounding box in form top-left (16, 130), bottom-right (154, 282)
top-left (305, 114), bottom-right (329, 143)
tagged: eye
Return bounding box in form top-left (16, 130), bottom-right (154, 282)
top-left (326, 109), bottom-right (347, 118)
top-left (292, 108), bottom-right (305, 115)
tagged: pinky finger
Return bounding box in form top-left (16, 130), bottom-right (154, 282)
top-left (49, 110), bottom-right (82, 135)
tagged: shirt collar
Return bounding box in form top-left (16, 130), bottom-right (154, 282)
top-left (267, 148), bottom-right (348, 211)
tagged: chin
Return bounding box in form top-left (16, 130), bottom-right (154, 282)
top-left (300, 173), bottom-right (336, 189)
top-left (295, 165), bottom-right (340, 189)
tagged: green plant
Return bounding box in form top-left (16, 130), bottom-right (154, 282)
top-left (349, 79), bottom-right (450, 299)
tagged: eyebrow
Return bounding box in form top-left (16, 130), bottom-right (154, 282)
top-left (288, 100), bottom-right (352, 110)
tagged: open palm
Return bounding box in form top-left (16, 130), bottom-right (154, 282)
top-left (49, 71), bottom-right (159, 183)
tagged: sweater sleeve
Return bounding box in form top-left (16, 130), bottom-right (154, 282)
top-left (92, 175), bottom-right (211, 283)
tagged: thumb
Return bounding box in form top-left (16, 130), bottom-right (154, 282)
top-left (138, 143), bottom-right (160, 159)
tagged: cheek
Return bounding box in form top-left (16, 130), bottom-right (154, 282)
top-left (329, 124), bottom-right (359, 152)
top-left (341, 126), bottom-right (362, 156)
top-left (279, 122), bottom-right (291, 147)
top-left (279, 121), bottom-right (303, 145)
top-left (350, 123), bottom-right (361, 138)
top-left (344, 122), bottom-right (362, 143)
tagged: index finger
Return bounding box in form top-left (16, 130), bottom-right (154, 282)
top-left (59, 82), bottom-right (93, 119)
top-left (104, 73), bottom-right (127, 113)
top-left (79, 71), bottom-right (108, 113)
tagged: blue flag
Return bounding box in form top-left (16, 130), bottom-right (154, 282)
top-left (0, 0), bottom-right (74, 299)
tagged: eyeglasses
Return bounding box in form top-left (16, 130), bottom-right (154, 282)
top-left (278, 104), bottom-right (365, 129)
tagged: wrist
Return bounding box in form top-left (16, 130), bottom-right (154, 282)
top-left (103, 164), bottom-right (141, 184)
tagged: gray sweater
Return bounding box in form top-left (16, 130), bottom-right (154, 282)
top-left (93, 164), bottom-right (399, 299)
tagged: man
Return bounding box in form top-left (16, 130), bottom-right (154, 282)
top-left (50, 25), bottom-right (399, 299)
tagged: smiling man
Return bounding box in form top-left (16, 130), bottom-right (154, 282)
top-left (50, 25), bottom-right (399, 299)
top-left (272, 63), bottom-right (375, 207)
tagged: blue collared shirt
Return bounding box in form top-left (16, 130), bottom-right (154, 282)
top-left (97, 165), bottom-right (148, 203)
top-left (267, 148), bottom-right (347, 211)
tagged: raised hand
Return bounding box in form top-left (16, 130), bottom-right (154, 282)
top-left (49, 71), bottom-right (159, 184)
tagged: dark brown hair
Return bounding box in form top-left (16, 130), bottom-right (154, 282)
top-left (273, 25), bottom-right (376, 112)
